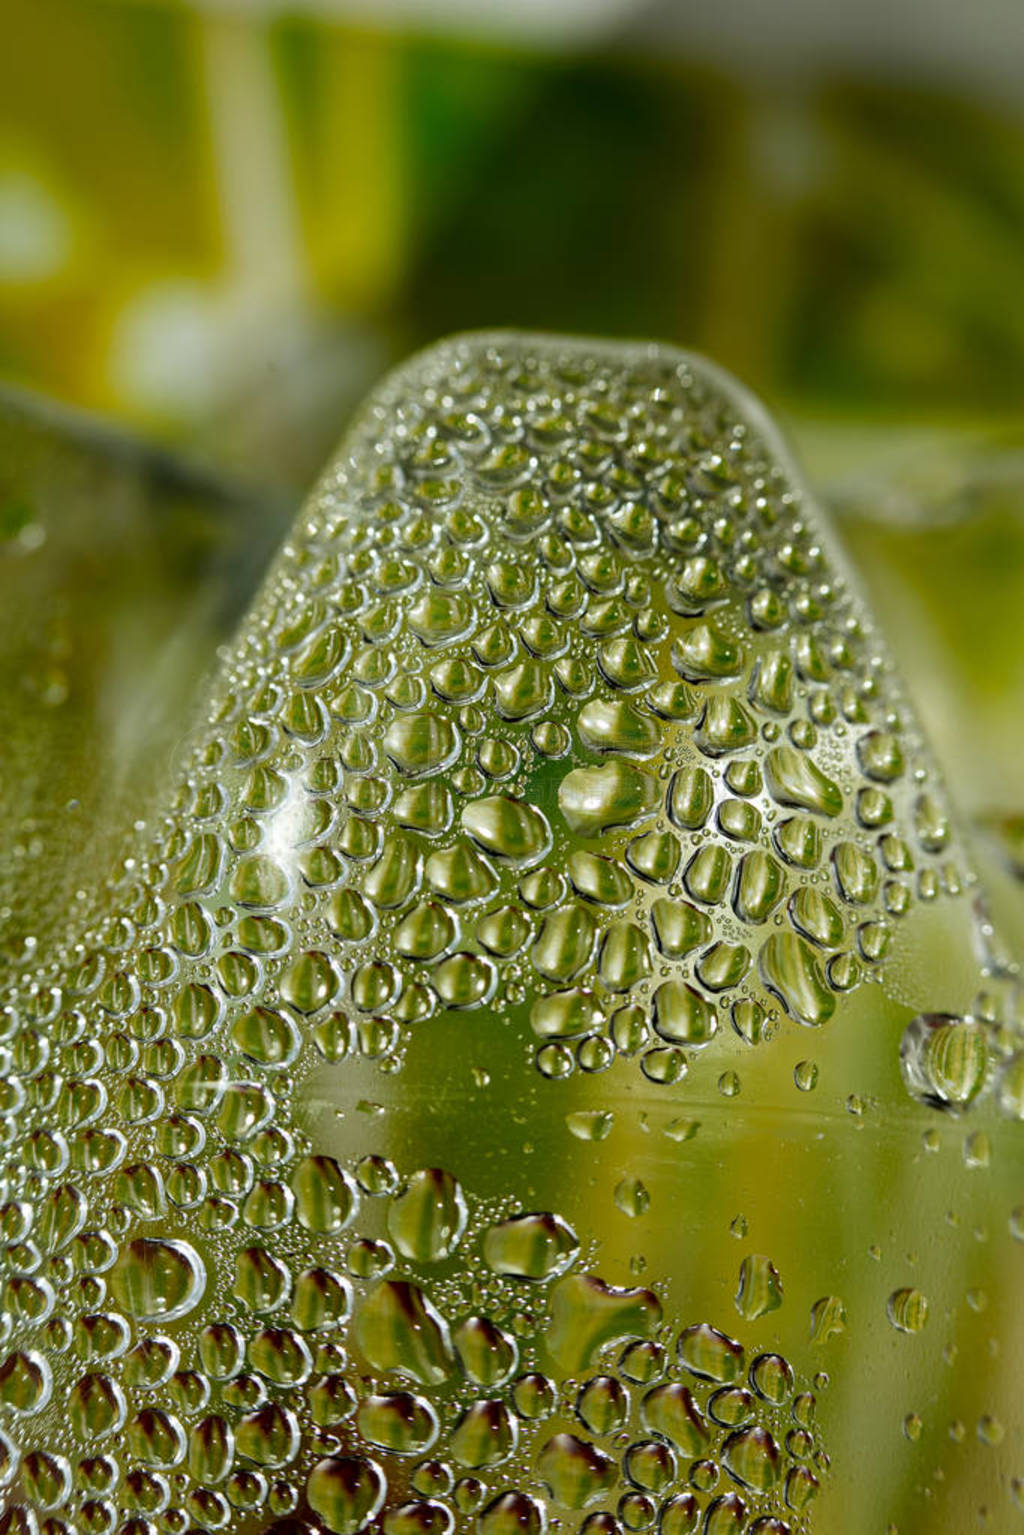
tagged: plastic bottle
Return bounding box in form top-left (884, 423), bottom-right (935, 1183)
top-left (1, 333), bottom-right (1021, 1535)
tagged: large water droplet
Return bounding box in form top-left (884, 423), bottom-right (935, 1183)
top-left (462, 795), bottom-right (551, 865)
top-left (558, 761), bottom-right (659, 836)
top-left (387, 1169), bottom-right (467, 1262)
top-left (307, 1455), bottom-right (387, 1535)
top-left (354, 1280), bottom-right (454, 1386)
top-left (537, 1432), bottom-right (617, 1508)
top-left (383, 714), bottom-right (460, 777)
top-left (735, 1254), bottom-right (783, 1321)
top-left (483, 1212), bottom-right (579, 1280)
top-left (0, 1349), bottom-right (51, 1414)
top-left (545, 1274), bottom-right (662, 1372)
top-left (899, 1013), bottom-right (989, 1111)
top-left (108, 1237), bottom-right (206, 1323)
top-left (722, 1425), bottom-right (781, 1493)
top-left (887, 1287), bottom-right (929, 1334)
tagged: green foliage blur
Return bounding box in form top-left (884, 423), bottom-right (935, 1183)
top-left (2, 0), bottom-right (1023, 482)
top-left (1, 0), bottom-right (1023, 932)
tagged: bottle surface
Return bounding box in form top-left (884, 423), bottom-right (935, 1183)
top-left (1, 333), bottom-right (1022, 1535)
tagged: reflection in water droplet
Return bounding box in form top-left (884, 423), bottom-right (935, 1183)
top-left (354, 1280), bottom-right (454, 1386)
top-left (546, 1274), bottom-right (662, 1373)
top-left (722, 1425), bottom-right (781, 1493)
top-left (357, 1392), bottom-right (439, 1456)
top-left (735, 1255), bottom-right (783, 1321)
top-left (899, 1013), bottom-right (989, 1111)
top-left (642, 1382), bottom-right (710, 1455)
top-left (615, 1177), bottom-right (651, 1218)
top-left (307, 1455), bottom-right (387, 1535)
top-left (462, 795), bottom-right (551, 865)
top-left (108, 1238), bottom-right (206, 1323)
top-left (558, 762), bottom-right (659, 836)
top-left (759, 932), bottom-right (835, 1027)
top-left (537, 1431), bottom-right (617, 1508)
top-left (450, 1397), bottom-right (518, 1468)
top-left (483, 1212), bottom-right (579, 1280)
top-left (887, 1288), bottom-right (929, 1334)
top-left (808, 1296), bottom-right (847, 1345)
top-left (678, 1324), bottom-right (745, 1384)
top-left (0, 1348), bottom-right (52, 1414)
top-left (566, 1109), bottom-right (614, 1142)
top-left (387, 1169), bottom-right (467, 1262)
top-left (478, 1492), bottom-right (545, 1535)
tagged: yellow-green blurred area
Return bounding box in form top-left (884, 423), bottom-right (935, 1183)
top-left (3, 0), bottom-right (1024, 478)
top-left (1, 0), bottom-right (1023, 940)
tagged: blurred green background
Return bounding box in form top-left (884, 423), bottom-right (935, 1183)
top-left (3, 0), bottom-right (1024, 485)
top-left (1, 0), bottom-right (1023, 941)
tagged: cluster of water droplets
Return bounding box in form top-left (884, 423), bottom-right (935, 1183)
top-left (1, 332), bottom-right (1021, 1535)
top-left (0, 1125), bottom-right (826, 1535)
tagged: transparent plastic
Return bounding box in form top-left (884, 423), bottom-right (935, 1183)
top-left (1, 335), bottom-right (1021, 1535)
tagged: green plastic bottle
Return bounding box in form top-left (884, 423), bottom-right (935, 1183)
top-left (1, 334), bottom-right (1021, 1535)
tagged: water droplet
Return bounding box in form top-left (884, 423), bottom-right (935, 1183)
top-left (231, 853), bottom-right (290, 910)
top-left (546, 1274), bottom-right (662, 1372)
top-left (672, 621), bottom-right (744, 682)
top-left (887, 1288), bottom-right (929, 1334)
top-left (833, 842), bottom-right (880, 905)
top-left (307, 1455), bottom-right (387, 1535)
top-left (684, 845), bottom-right (733, 905)
top-left (20, 1448), bottom-right (71, 1509)
top-left (578, 698), bottom-right (661, 757)
top-left (568, 850), bottom-right (633, 906)
top-left (478, 1494), bottom-right (545, 1535)
top-left (558, 761), bottom-right (659, 836)
top-left (642, 1382), bottom-right (710, 1453)
top-left (0, 1348), bottom-right (51, 1414)
top-left (354, 1280), bottom-right (454, 1386)
top-left (357, 1392), bottom-right (439, 1456)
top-left (794, 1060), bottom-right (818, 1092)
top-left (387, 1169), bottom-right (467, 1262)
top-left (463, 795), bottom-right (551, 865)
top-left (651, 980), bottom-right (717, 1046)
top-left (280, 949), bottom-right (339, 1013)
top-left (533, 904), bottom-right (599, 984)
top-left (615, 1178), bottom-right (651, 1218)
top-left (650, 898), bottom-right (712, 959)
top-left (484, 1212), bottom-right (579, 1280)
top-left (678, 1323), bottom-right (745, 1383)
top-left (291, 1155), bottom-right (359, 1233)
top-left (537, 1432), bottom-right (617, 1508)
top-left (450, 1398), bottom-right (518, 1467)
top-left (749, 1352), bottom-right (794, 1404)
top-left (659, 1493), bottom-right (701, 1535)
top-left (978, 1414), bottom-right (1004, 1447)
top-left (760, 931), bottom-right (835, 1026)
top-left (765, 746), bottom-right (842, 818)
top-left (231, 1005), bottom-right (300, 1068)
top-left (809, 1296), bottom-right (847, 1344)
top-left (109, 1238), bottom-right (205, 1323)
top-left (702, 1491), bottom-right (749, 1531)
top-left (383, 714), bottom-right (460, 777)
top-left (899, 1013), bottom-right (989, 1112)
top-left (530, 990), bottom-right (603, 1040)
top-left (722, 1425), bottom-right (781, 1493)
top-left (735, 1255), bottom-right (783, 1321)
top-left (566, 1109), bottom-right (614, 1141)
top-left (68, 1370), bottom-right (126, 1438)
